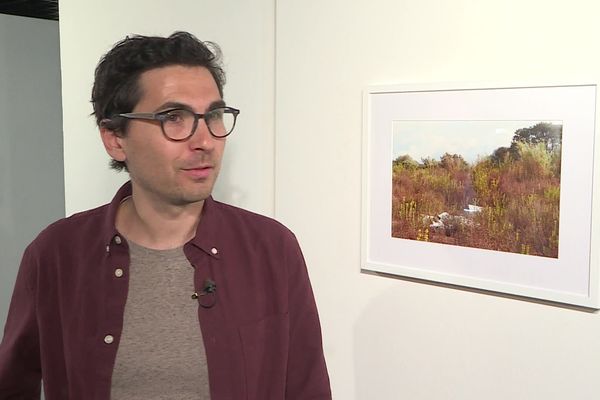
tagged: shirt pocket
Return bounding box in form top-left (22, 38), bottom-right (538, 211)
top-left (238, 312), bottom-right (289, 400)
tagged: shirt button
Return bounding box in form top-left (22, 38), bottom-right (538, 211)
top-left (211, 247), bottom-right (218, 255)
top-left (114, 235), bottom-right (122, 244)
top-left (114, 268), bottom-right (124, 278)
top-left (104, 334), bottom-right (114, 344)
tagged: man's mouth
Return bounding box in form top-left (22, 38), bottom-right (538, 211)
top-left (181, 165), bottom-right (213, 179)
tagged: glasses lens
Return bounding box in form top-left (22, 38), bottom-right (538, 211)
top-left (206, 107), bottom-right (236, 137)
top-left (161, 109), bottom-right (196, 140)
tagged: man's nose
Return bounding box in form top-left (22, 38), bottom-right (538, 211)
top-left (188, 119), bottom-right (215, 150)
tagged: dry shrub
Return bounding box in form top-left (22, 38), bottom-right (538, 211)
top-left (392, 144), bottom-right (560, 258)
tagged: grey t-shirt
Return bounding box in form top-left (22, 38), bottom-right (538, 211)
top-left (110, 240), bottom-right (210, 399)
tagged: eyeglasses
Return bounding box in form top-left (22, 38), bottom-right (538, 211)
top-left (113, 106), bottom-right (240, 141)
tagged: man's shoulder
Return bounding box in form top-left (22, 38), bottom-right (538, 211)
top-left (33, 203), bottom-right (110, 247)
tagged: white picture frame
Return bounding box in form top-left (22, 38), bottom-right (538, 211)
top-left (361, 82), bottom-right (599, 308)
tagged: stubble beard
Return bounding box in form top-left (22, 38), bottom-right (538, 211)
top-left (131, 167), bottom-right (220, 209)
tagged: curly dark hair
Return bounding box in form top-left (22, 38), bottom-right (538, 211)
top-left (91, 31), bottom-right (226, 171)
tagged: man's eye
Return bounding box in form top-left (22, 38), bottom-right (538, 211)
top-left (164, 110), bottom-right (187, 123)
top-left (206, 109), bottom-right (224, 121)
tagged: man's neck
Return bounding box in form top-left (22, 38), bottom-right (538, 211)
top-left (115, 188), bottom-right (205, 250)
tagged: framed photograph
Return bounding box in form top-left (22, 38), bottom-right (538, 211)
top-left (361, 82), bottom-right (599, 307)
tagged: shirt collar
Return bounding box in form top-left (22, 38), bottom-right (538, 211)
top-left (102, 181), bottom-right (132, 249)
top-left (102, 180), bottom-right (222, 258)
top-left (189, 194), bottom-right (222, 259)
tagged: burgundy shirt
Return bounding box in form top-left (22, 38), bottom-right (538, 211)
top-left (0, 182), bottom-right (331, 399)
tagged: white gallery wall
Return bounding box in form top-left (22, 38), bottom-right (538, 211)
top-left (59, 1), bottom-right (600, 399)
top-left (275, 1), bottom-right (600, 399)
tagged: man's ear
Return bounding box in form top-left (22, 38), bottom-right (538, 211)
top-left (100, 123), bottom-right (127, 163)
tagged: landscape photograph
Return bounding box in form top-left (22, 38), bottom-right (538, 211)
top-left (391, 120), bottom-right (563, 258)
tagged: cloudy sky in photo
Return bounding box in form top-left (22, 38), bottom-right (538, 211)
top-left (392, 120), bottom-right (560, 164)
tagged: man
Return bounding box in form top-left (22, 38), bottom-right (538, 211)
top-left (0, 32), bottom-right (331, 399)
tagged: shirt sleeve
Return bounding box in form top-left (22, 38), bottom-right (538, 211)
top-left (0, 243), bottom-right (42, 399)
top-left (284, 233), bottom-right (332, 400)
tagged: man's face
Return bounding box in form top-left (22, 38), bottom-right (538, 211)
top-left (112, 65), bottom-right (226, 206)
